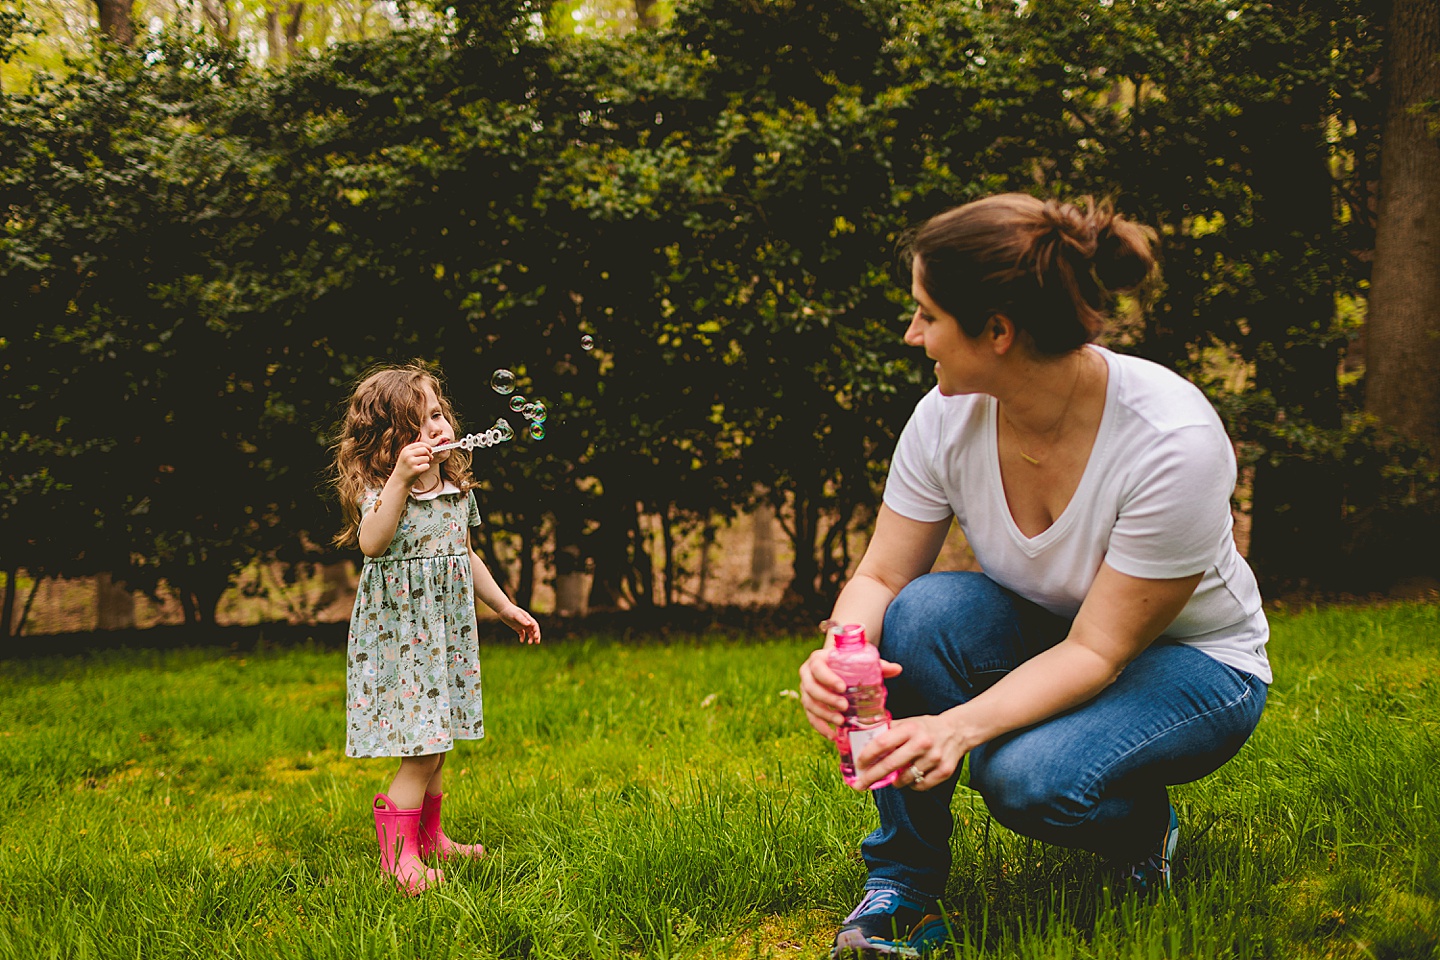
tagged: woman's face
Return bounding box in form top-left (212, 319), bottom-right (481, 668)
top-left (905, 258), bottom-right (991, 397)
top-left (417, 381), bottom-right (456, 461)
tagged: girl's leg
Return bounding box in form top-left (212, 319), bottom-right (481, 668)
top-left (863, 572), bottom-right (1071, 905)
top-left (375, 753), bottom-right (446, 894)
top-left (418, 752), bottom-right (485, 860)
top-left (424, 752), bottom-right (446, 797)
top-left (387, 753), bottom-right (444, 810)
top-left (967, 641), bottom-right (1266, 863)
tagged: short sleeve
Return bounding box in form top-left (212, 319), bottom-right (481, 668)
top-left (1104, 424), bottom-right (1236, 579)
top-left (465, 490), bottom-right (483, 529)
top-left (881, 393), bottom-right (954, 523)
top-left (356, 489), bottom-right (380, 536)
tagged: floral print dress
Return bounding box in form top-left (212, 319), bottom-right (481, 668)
top-left (345, 485), bottom-right (485, 758)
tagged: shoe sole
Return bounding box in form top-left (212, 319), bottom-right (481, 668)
top-left (831, 928), bottom-right (920, 959)
top-left (832, 922), bottom-right (951, 959)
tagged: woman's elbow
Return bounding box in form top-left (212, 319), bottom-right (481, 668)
top-left (1065, 637), bottom-right (1131, 690)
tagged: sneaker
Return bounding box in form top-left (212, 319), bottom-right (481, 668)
top-left (1123, 803), bottom-right (1179, 894)
top-left (831, 888), bottom-right (950, 959)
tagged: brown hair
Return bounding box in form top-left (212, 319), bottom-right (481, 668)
top-left (906, 194), bottom-right (1156, 355)
top-left (329, 362), bottom-right (475, 548)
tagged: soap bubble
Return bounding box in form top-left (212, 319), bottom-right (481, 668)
top-left (580, 335), bottom-right (594, 351)
top-left (509, 395), bottom-right (527, 412)
top-left (496, 418), bottom-right (515, 441)
top-left (529, 423), bottom-right (546, 441)
top-left (528, 401), bottom-right (547, 423)
top-left (490, 369), bottom-right (516, 395)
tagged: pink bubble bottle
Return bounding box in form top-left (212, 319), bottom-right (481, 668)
top-left (828, 623), bottom-right (898, 790)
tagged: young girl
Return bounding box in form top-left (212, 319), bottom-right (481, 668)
top-left (332, 362), bottom-right (541, 895)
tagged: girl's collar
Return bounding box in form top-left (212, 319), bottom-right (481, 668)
top-left (410, 479), bottom-right (461, 502)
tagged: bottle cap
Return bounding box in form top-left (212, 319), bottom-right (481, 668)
top-left (833, 623), bottom-right (866, 647)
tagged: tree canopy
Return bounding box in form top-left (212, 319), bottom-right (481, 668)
top-left (2, 0), bottom-right (1435, 635)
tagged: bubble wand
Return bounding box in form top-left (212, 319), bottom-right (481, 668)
top-left (431, 418), bottom-right (516, 452)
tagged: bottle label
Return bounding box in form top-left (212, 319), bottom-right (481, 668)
top-left (847, 724), bottom-right (884, 760)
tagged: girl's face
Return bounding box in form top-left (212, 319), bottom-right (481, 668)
top-left (904, 258), bottom-right (993, 397)
top-left (418, 381), bottom-right (456, 460)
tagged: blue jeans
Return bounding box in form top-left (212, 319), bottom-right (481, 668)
top-left (862, 572), bottom-right (1267, 906)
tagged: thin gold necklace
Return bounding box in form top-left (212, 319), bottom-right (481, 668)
top-left (1002, 352), bottom-right (1088, 467)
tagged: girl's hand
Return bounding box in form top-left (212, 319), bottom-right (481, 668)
top-left (391, 439), bottom-right (434, 486)
top-left (500, 604), bottom-right (541, 645)
top-left (852, 713), bottom-right (969, 792)
top-left (798, 644), bottom-right (902, 739)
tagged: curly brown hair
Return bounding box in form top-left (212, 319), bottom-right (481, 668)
top-left (330, 362), bottom-right (475, 548)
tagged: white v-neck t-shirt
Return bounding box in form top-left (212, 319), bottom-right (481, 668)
top-left (883, 345), bottom-right (1271, 682)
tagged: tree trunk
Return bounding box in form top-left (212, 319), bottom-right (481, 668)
top-left (553, 565), bottom-right (586, 616)
top-left (196, 574), bottom-right (227, 626)
top-left (750, 503), bottom-right (776, 585)
top-left (94, 0), bottom-right (135, 45)
top-left (516, 526), bottom-right (536, 611)
top-left (586, 497), bottom-right (650, 611)
top-left (1366, 0), bottom-right (1440, 453)
top-left (285, 2), bottom-right (305, 60)
top-left (96, 572), bottom-right (136, 630)
top-left (660, 504), bottom-right (676, 606)
top-left (199, 0), bottom-right (236, 41)
top-left (2, 568), bottom-right (14, 638)
top-left (781, 490), bottom-right (823, 607)
top-left (633, 0), bottom-right (659, 29)
top-left (553, 493), bottom-right (586, 616)
top-left (15, 577), bottom-right (40, 636)
top-left (586, 498), bottom-right (629, 611)
top-left (696, 517), bottom-right (715, 604)
top-left (627, 504), bottom-right (653, 610)
top-left (178, 584), bottom-right (198, 625)
top-left (266, 8), bottom-right (283, 63)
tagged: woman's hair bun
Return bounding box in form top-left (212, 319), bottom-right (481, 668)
top-left (1086, 200), bottom-right (1155, 293)
top-left (909, 192), bottom-right (1158, 355)
top-left (1027, 198), bottom-right (1154, 293)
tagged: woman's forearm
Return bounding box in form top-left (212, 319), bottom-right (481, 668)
top-left (943, 638), bottom-right (1121, 751)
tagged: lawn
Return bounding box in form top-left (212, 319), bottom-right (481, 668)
top-left (1, 603), bottom-right (1437, 959)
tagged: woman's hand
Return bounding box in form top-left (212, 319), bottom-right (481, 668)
top-left (852, 712), bottom-right (971, 792)
top-left (500, 604), bottom-right (541, 645)
top-left (390, 438), bottom-right (434, 486)
top-left (798, 645), bottom-right (902, 739)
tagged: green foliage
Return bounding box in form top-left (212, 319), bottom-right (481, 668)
top-left (1, 605), bottom-right (1438, 956)
top-left (0, 0), bottom-right (1429, 616)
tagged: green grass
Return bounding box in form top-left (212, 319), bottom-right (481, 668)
top-left (1, 604), bottom-right (1438, 959)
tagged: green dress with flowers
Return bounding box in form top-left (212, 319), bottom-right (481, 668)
top-left (345, 485), bottom-right (485, 758)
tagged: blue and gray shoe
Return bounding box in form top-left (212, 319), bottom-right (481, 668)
top-left (1123, 804), bottom-right (1179, 894)
top-left (831, 888), bottom-right (950, 959)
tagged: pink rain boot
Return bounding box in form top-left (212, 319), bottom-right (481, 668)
top-left (418, 791), bottom-right (486, 861)
top-left (373, 793), bottom-right (444, 895)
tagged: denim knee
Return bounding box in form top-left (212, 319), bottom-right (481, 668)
top-left (880, 572), bottom-right (1022, 691)
top-left (879, 572), bottom-right (1011, 665)
top-left (970, 745), bottom-right (1089, 831)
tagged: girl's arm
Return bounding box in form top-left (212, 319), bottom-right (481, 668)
top-left (798, 505), bottom-right (953, 738)
top-left (468, 543), bottom-right (541, 644)
top-left (850, 563), bottom-right (1202, 789)
top-left (358, 441), bottom-right (433, 558)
